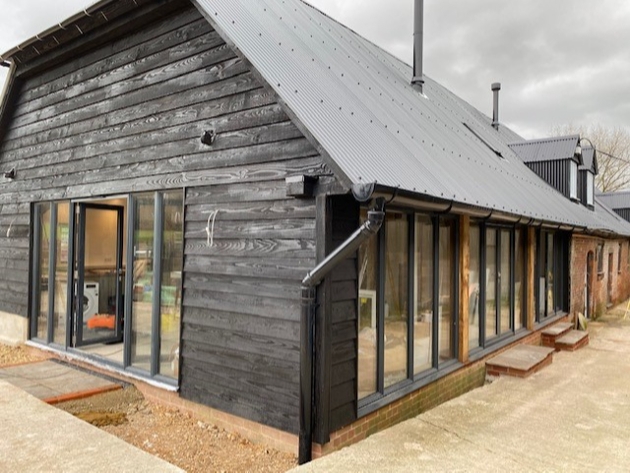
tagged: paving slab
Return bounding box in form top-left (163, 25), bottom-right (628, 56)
top-left (556, 329), bottom-right (588, 345)
top-left (486, 344), bottom-right (554, 371)
top-left (0, 360), bottom-right (120, 403)
top-left (291, 315), bottom-right (630, 472)
top-left (541, 322), bottom-right (572, 336)
top-left (0, 379), bottom-right (183, 472)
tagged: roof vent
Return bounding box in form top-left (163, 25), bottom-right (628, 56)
top-left (491, 82), bottom-right (501, 129)
top-left (411, 0), bottom-right (424, 92)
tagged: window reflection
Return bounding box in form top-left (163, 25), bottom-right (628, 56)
top-left (414, 216), bottom-right (433, 374)
top-left (384, 213), bottom-right (408, 388)
top-left (514, 229), bottom-right (525, 330)
top-left (438, 219), bottom-right (455, 362)
top-left (469, 224), bottom-right (480, 348)
top-left (499, 230), bottom-right (511, 334)
top-left (485, 229), bottom-right (497, 339)
top-left (358, 209), bottom-right (378, 399)
top-left (53, 203), bottom-right (70, 345)
top-left (34, 203), bottom-right (51, 341)
top-left (131, 193), bottom-right (155, 372)
top-left (546, 233), bottom-right (555, 316)
top-left (159, 191), bottom-right (183, 378)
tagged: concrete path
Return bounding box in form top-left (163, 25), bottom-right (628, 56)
top-left (0, 359), bottom-right (121, 403)
top-left (0, 379), bottom-right (183, 472)
top-left (292, 315), bottom-right (630, 472)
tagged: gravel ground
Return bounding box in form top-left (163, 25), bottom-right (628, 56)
top-left (0, 344), bottom-right (297, 473)
top-left (0, 344), bottom-right (49, 365)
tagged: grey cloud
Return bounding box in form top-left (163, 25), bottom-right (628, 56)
top-left (0, 0), bottom-right (628, 140)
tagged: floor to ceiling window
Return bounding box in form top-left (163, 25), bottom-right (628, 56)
top-left (357, 209), bottom-right (458, 406)
top-left (30, 190), bottom-right (184, 384)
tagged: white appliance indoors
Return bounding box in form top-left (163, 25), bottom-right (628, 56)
top-left (83, 282), bottom-right (99, 319)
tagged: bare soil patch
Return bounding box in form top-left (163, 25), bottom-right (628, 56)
top-left (1, 344), bottom-right (297, 472)
top-left (0, 344), bottom-right (49, 366)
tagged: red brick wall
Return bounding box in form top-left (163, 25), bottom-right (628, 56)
top-left (571, 235), bottom-right (630, 318)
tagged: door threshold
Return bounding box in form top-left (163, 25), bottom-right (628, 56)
top-left (25, 341), bottom-right (178, 392)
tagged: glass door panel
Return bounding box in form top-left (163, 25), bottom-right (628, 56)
top-left (499, 230), bottom-right (511, 334)
top-left (75, 204), bottom-right (124, 346)
top-left (485, 229), bottom-right (497, 339)
top-left (32, 203), bottom-right (51, 341)
top-left (53, 203), bottom-right (70, 345)
top-left (159, 191), bottom-right (183, 378)
top-left (130, 193), bottom-right (155, 372)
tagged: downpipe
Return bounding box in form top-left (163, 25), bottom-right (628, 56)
top-left (298, 200), bottom-right (385, 464)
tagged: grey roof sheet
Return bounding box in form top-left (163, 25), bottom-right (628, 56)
top-left (593, 196), bottom-right (630, 234)
top-left (580, 146), bottom-right (597, 173)
top-left (508, 135), bottom-right (580, 164)
top-left (196, 0), bottom-right (613, 229)
top-left (598, 191), bottom-right (630, 210)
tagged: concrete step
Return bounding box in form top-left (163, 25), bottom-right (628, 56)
top-left (555, 330), bottom-right (589, 352)
top-left (486, 345), bottom-right (555, 378)
top-left (541, 322), bottom-right (573, 348)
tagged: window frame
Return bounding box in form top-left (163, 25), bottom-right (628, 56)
top-left (569, 160), bottom-right (578, 201)
top-left (586, 172), bottom-right (594, 207)
top-left (357, 209), bottom-right (460, 410)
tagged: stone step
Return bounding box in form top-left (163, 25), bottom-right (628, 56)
top-left (486, 345), bottom-right (555, 378)
top-left (555, 330), bottom-right (589, 352)
top-left (541, 322), bottom-right (574, 348)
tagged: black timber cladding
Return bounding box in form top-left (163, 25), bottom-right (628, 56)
top-left (0, 0), bottom-right (333, 433)
top-left (329, 196), bottom-right (360, 432)
top-left (614, 209), bottom-right (630, 223)
top-left (525, 160), bottom-right (572, 200)
top-left (313, 195), bottom-right (360, 439)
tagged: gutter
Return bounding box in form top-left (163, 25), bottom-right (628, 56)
top-left (299, 198), bottom-right (385, 465)
top-left (0, 0), bottom-right (118, 62)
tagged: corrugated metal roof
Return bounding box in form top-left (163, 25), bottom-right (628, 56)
top-left (593, 196), bottom-right (630, 234)
top-left (598, 191), bottom-right (630, 210)
top-left (0, 0), bottom-right (627, 236)
top-left (508, 135), bottom-right (580, 164)
top-left (194, 0), bottom-right (612, 229)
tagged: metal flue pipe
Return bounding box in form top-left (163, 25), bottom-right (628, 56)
top-left (299, 203), bottom-right (385, 464)
top-left (492, 82), bottom-right (501, 129)
top-left (411, 0), bottom-right (424, 91)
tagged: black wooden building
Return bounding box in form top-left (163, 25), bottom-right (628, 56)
top-left (0, 0), bottom-right (629, 461)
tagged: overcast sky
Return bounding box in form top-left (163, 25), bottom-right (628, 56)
top-left (1, 0), bottom-right (629, 139)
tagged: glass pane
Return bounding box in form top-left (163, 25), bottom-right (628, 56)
top-left (500, 230), bottom-right (511, 334)
top-left (469, 225), bottom-right (481, 348)
top-left (438, 219), bottom-right (455, 362)
top-left (546, 233), bottom-right (554, 316)
top-left (53, 203), bottom-right (70, 345)
top-left (131, 193), bottom-right (155, 372)
top-left (159, 191), bottom-right (184, 378)
top-left (537, 233), bottom-right (546, 319)
top-left (34, 203), bottom-right (51, 341)
top-left (81, 207), bottom-right (119, 343)
top-left (358, 209), bottom-right (378, 399)
top-left (514, 229), bottom-right (525, 331)
top-left (414, 215), bottom-right (433, 374)
top-left (384, 213), bottom-right (408, 387)
top-left (485, 229), bottom-right (497, 339)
